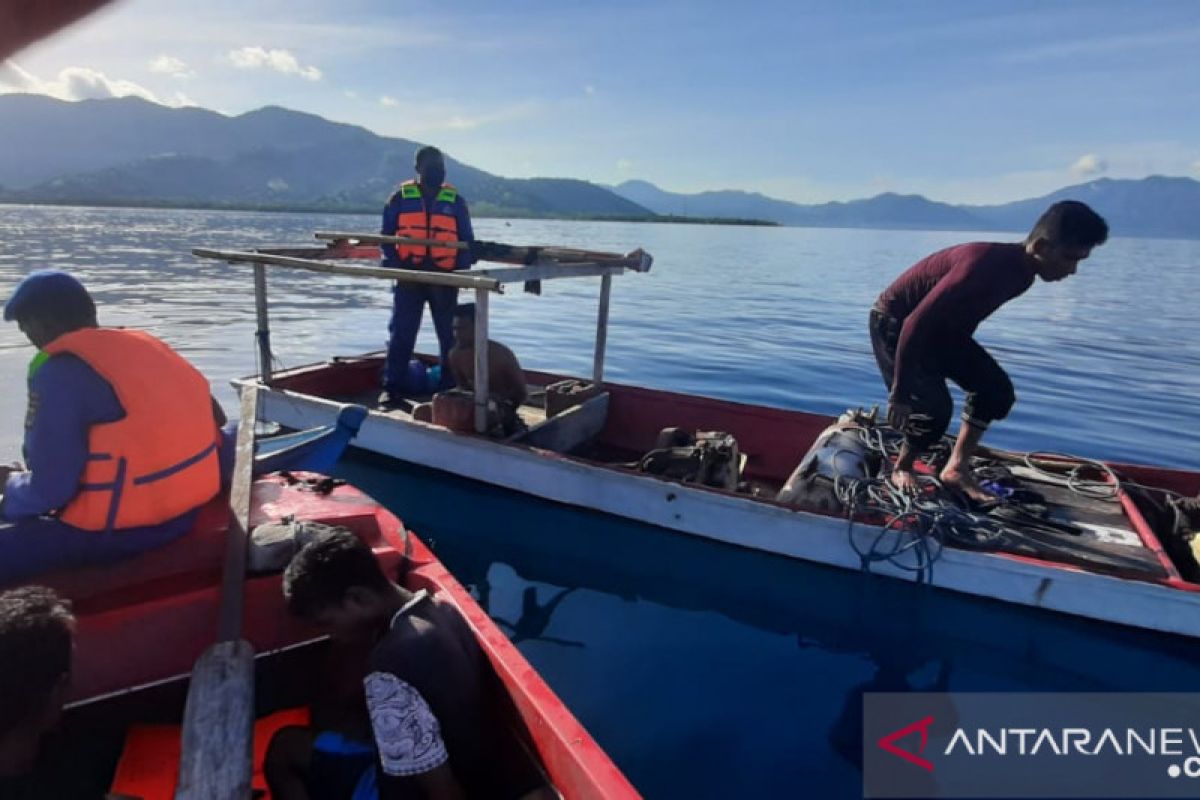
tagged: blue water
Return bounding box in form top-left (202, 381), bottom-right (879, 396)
top-left (2, 204), bottom-right (1200, 797)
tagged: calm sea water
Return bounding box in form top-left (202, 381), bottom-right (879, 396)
top-left (2, 204), bottom-right (1199, 797)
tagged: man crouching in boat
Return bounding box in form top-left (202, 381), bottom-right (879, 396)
top-left (447, 303), bottom-right (528, 436)
top-left (0, 271), bottom-right (224, 585)
top-left (870, 201), bottom-right (1108, 503)
top-left (266, 529), bottom-right (547, 800)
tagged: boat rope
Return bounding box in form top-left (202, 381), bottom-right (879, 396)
top-left (827, 425), bottom-right (1163, 583)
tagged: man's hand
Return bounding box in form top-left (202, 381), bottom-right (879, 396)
top-left (887, 399), bottom-right (912, 431)
top-left (0, 462), bottom-right (21, 486)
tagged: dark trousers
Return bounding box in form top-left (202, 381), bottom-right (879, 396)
top-left (0, 514), bottom-right (192, 587)
top-left (383, 283), bottom-right (458, 391)
top-left (868, 308), bottom-right (1015, 450)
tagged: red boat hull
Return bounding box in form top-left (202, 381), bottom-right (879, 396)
top-left (28, 472), bottom-right (636, 798)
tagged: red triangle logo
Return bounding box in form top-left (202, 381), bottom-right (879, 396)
top-left (878, 715), bottom-right (935, 771)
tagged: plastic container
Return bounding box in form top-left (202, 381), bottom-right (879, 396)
top-left (404, 359), bottom-right (428, 393)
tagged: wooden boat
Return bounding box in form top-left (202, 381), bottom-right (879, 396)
top-left (189, 232), bottom-right (1200, 642)
top-left (15, 472), bottom-right (637, 798)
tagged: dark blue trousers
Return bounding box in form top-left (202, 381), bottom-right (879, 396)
top-left (0, 512), bottom-right (194, 587)
top-left (383, 283), bottom-right (458, 391)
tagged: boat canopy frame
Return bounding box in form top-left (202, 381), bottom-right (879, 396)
top-left (193, 232), bottom-right (652, 433)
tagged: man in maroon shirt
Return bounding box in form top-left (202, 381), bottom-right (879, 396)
top-left (870, 201), bottom-right (1109, 502)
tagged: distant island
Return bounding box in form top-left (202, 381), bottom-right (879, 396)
top-left (0, 94), bottom-right (1196, 239)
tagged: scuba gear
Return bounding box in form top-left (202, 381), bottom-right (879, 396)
top-left (777, 408), bottom-right (883, 514)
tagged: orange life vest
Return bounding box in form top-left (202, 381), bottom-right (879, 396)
top-left (393, 180), bottom-right (460, 270)
top-left (43, 328), bottom-right (221, 531)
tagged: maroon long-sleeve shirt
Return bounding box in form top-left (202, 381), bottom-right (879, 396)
top-left (875, 242), bottom-right (1037, 398)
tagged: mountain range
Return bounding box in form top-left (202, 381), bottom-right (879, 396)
top-left (614, 177), bottom-right (1200, 240)
top-left (0, 94), bottom-right (1196, 239)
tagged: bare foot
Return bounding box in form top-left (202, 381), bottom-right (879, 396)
top-left (940, 464), bottom-right (995, 504)
top-left (889, 467), bottom-right (920, 496)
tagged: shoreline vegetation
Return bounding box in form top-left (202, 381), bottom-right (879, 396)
top-left (0, 197), bottom-right (778, 227)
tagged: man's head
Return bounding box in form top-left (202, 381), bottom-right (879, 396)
top-left (282, 527), bottom-right (395, 640)
top-left (3, 270), bottom-right (97, 348)
top-left (415, 145), bottom-right (446, 190)
top-left (451, 303), bottom-right (476, 348)
top-left (0, 587), bottom-right (74, 776)
top-left (1025, 201), bottom-right (1109, 282)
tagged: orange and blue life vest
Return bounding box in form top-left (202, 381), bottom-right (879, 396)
top-left (384, 181), bottom-right (469, 271)
top-left (41, 328), bottom-right (221, 532)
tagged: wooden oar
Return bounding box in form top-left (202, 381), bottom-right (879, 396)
top-left (174, 385), bottom-right (259, 800)
top-left (313, 231), bottom-right (651, 270)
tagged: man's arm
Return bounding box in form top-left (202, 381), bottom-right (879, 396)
top-left (366, 672), bottom-right (465, 800)
top-left (3, 358), bottom-right (119, 521)
top-left (891, 263), bottom-right (995, 401)
top-left (448, 349), bottom-right (471, 390)
top-left (455, 197), bottom-right (475, 269)
top-left (381, 194), bottom-right (401, 266)
top-left (495, 345), bottom-right (527, 405)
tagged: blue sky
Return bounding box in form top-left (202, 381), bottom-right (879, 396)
top-left (2, 0), bottom-right (1197, 203)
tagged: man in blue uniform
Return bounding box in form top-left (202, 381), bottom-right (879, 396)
top-left (0, 271), bottom-right (226, 585)
top-left (379, 146), bottom-right (476, 405)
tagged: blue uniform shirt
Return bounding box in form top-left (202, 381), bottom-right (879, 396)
top-left (3, 353), bottom-right (124, 521)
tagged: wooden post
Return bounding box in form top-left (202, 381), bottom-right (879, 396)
top-left (593, 273), bottom-right (612, 384)
top-left (474, 288), bottom-right (489, 434)
top-left (253, 264), bottom-right (272, 385)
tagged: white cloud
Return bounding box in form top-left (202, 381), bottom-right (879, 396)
top-left (584, 85), bottom-right (596, 96)
top-left (616, 158), bottom-right (634, 174)
top-left (0, 59), bottom-right (191, 107)
top-left (1070, 153), bottom-right (1108, 178)
top-left (343, 89), bottom-right (358, 99)
top-left (227, 47), bottom-right (321, 81)
top-left (379, 95), bottom-right (398, 107)
top-left (149, 55), bottom-right (194, 78)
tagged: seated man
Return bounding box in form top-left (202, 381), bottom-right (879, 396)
top-left (447, 304), bottom-right (528, 435)
top-left (266, 528), bottom-right (544, 800)
top-left (0, 271), bottom-right (224, 585)
top-left (0, 586), bottom-right (74, 783)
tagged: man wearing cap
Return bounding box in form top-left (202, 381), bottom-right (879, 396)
top-left (0, 271), bottom-right (223, 585)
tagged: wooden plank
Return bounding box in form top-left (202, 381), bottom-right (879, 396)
top-left (218, 384), bottom-right (257, 641)
top-left (176, 383), bottom-right (259, 799)
top-left (474, 288), bottom-right (490, 434)
top-left (593, 273), bottom-right (612, 384)
top-left (517, 392), bottom-right (609, 452)
top-left (317, 231), bottom-right (468, 250)
top-left (174, 640), bottom-right (255, 800)
top-left (192, 248), bottom-right (501, 292)
top-left (313, 231), bottom-right (653, 271)
top-left (473, 261), bottom-right (631, 284)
